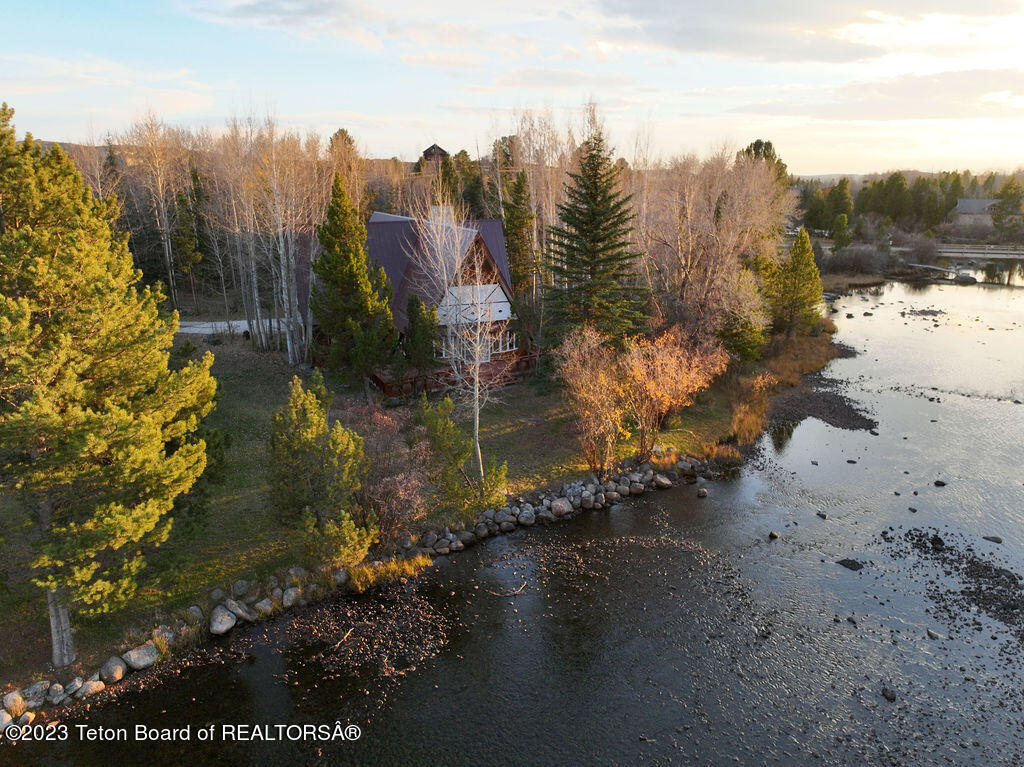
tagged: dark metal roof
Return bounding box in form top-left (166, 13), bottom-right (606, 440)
top-left (955, 198), bottom-right (998, 215)
top-left (364, 212), bottom-right (512, 332)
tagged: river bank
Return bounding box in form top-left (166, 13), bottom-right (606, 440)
top-left (0, 323), bottom-right (839, 721)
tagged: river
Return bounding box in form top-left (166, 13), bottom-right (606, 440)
top-left (12, 279), bottom-right (1024, 766)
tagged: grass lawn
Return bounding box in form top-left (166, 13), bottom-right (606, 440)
top-left (0, 337), bottom-right (299, 681)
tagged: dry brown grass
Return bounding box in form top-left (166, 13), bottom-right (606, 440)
top-left (728, 320), bottom-right (839, 444)
top-left (347, 555), bottom-right (433, 594)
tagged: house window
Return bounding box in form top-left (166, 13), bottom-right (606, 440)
top-left (491, 328), bottom-right (517, 354)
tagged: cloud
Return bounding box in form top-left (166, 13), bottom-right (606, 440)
top-left (736, 69), bottom-right (1024, 120)
top-left (592, 0), bottom-right (1021, 62)
top-left (495, 66), bottom-right (634, 90)
top-left (400, 52), bottom-right (482, 72)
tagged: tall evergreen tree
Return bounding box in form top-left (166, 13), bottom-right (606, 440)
top-left (763, 227), bottom-right (824, 336)
top-left (545, 127), bottom-right (646, 344)
top-left (312, 173), bottom-right (394, 395)
top-left (402, 294), bottom-right (439, 390)
top-left (826, 178), bottom-right (853, 220)
top-left (502, 170), bottom-right (536, 296)
top-left (832, 214), bottom-right (853, 251)
top-left (0, 104), bottom-right (217, 667)
top-left (993, 178), bottom-right (1024, 239)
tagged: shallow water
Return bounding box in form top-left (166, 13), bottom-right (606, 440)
top-left (13, 280), bottom-right (1024, 766)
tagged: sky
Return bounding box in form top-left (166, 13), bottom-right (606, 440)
top-left (2, 0), bottom-right (1024, 175)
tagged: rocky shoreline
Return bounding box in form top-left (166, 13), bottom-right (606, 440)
top-left (0, 451), bottom-right (717, 731)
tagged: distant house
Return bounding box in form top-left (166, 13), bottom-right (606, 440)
top-left (421, 143), bottom-right (449, 163)
top-left (364, 208), bottom-right (532, 394)
top-left (953, 198), bottom-right (998, 228)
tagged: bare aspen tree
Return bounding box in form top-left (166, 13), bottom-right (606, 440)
top-left (411, 195), bottom-right (510, 483)
top-left (638, 149), bottom-right (795, 342)
top-left (120, 112), bottom-right (187, 309)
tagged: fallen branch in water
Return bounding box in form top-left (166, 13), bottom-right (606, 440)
top-left (485, 580), bottom-right (527, 597)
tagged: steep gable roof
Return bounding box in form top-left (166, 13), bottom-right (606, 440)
top-left (365, 212), bottom-right (512, 332)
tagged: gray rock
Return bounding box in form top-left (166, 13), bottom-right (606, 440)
top-left (581, 492), bottom-right (594, 509)
top-left (271, 587), bottom-right (284, 601)
top-left (254, 598), bottom-right (274, 616)
top-left (18, 711), bottom-right (35, 725)
top-left (267, 575), bottom-right (279, 590)
top-left (231, 578), bottom-right (250, 598)
top-left (305, 584), bottom-right (322, 600)
top-left (550, 498), bottom-right (573, 516)
top-left (63, 677), bottom-right (83, 697)
top-left (210, 604), bottom-right (237, 634)
top-left (100, 656), bottom-right (128, 684)
top-left (225, 598), bottom-right (258, 622)
top-left (983, 535), bottom-right (1004, 544)
top-left (3, 691), bottom-right (25, 716)
top-left (653, 474), bottom-right (672, 489)
top-left (152, 624), bottom-right (175, 648)
top-left (122, 640), bottom-right (160, 670)
top-left (333, 569), bottom-right (350, 587)
top-left (926, 628), bottom-right (944, 640)
top-left (457, 530), bottom-right (476, 545)
top-left (0, 710), bottom-right (11, 729)
top-left (881, 687), bottom-right (897, 702)
top-left (282, 587), bottom-right (301, 609)
top-left (537, 509), bottom-right (556, 523)
top-left (499, 521), bottom-right (516, 533)
top-left (768, 531), bottom-right (780, 540)
top-left (286, 565), bottom-right (308, 585)
top-left (697, 487), bottom-right (708, 498)
top-left (210, 587), bottom-right (227, 602)
top-left (398, 533), bottom-right (413, 549)
top-left (75, 680), bottom-right (105, 700)
top-left (449, 540), bottom-right (465, 552)
top-left (433, 538), bottom-right (450, 551)
top-left (46, 683), bottom-right (64, 704)
top-left (474, 523), bottom-right (490, 539)
top-left (23, 681), bottom-right (49, 708)
top-left (186, 605), bottom-right (204, 624)
top-left (837, 558), bottom-right (863, 571)
top-left (606, 491), bottom-right (621, 503)
top-left (616, 483), bottom-right (630, 497)
top-left (421, 532), bottom-right (438, 548)
top-left (629, 482), bottom-right (645, 495)
top-left (518, 509), bottom-right (536, 526)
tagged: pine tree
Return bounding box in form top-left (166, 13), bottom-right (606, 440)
top-left (503, 170), bottom-right (536, 296)
top-left (403, 295), bottom-right (439, 389)
top-left (0, 104), bottom-right (217, 667)
top-left (832, 213), bottom-right (853, 251)
top-left (545, 127), bottom-right (646, 344)
top-left (993, 178), bottom-right (1024, 240)
top-left (826, 177), bottom-right (853, 220)
top-left (763, 228), bottom-right (824, 336)
top-left (312, 173), bottom-right (394, 394)
top-left (171, 188), bottom-right (202, 313)
top-left (270, 373), bottom-right (375, 566)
